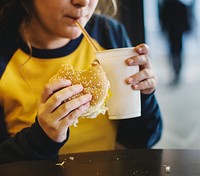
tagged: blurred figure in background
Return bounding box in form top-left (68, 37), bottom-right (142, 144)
top-left (159, 0), bottom-right (193, 86)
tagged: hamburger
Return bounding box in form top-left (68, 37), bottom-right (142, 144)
top-left (49, 62), bottom-right (110, 124)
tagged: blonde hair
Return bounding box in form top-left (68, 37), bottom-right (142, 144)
top-left (96, 0), bottom-right (117, 17)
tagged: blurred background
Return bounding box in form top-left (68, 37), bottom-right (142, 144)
top-left (116, 0), bottom-right (200, 149)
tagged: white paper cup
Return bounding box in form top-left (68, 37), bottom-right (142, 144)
top-left (95, 47), bottom-right (141, 120)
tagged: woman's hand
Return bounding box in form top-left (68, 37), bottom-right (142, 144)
top-left (37, 79), bottom-right (92, 143)
top-left (125, 43), bottom-right (157, 94)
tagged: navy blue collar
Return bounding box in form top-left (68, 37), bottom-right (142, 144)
top-left (18, 35), bottom-right (83, 58)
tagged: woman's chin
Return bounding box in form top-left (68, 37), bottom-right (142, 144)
top-left (65, 30), bottom-right (82, 40)
top-left (71, 33), bottom-right (82, 40)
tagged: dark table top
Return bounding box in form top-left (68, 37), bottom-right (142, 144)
top-left (0, 149), bottom-right (200, 176)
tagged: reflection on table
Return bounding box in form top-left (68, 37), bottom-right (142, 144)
top-left (0, 149), bottom-right (200, 176)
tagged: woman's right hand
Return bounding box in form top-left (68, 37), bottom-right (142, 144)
top-left (37, 79), bottom-right (92, 143)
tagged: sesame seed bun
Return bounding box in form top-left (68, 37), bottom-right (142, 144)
top-left (50, 63), bottom-right (110, 121)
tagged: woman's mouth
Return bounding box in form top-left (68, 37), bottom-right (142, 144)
top-left (64, 15), bottom-right (84, 25)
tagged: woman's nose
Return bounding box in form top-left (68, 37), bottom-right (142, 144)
top-left (71, 0), bottom-right (90, 7)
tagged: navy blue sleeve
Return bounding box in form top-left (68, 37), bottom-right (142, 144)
top-left (0, 118), bottom-right (69, 164)
top-left (87, 14), bottom-right (163, 148)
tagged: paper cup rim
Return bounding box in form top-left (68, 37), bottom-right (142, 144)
top-left (95, 47), bottom-right (136, 58)
top-left (95, 47), bottom-right (134, 54)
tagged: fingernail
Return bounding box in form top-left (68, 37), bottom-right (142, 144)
top-left (133, 84), bottom-right (139, 89)
top-left (126, 77), bottom-right (134, 84)
top-left (85, 94), bottom-right (92, 100)
top-left (126, 58), bottom-right (134, 65)
top-left (138, 47), bottom-right (143, 53)
top-left (65, 80), bottom-right (72, 84)
top-left (76, 84), bottom-right (84, 90)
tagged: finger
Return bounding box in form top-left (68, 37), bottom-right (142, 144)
top-left (41, 79), bottom-right (72, 103)
top-left (61, 102), bottom-right (90, 127)
top-left (45, 84), bottom-right (84, 113)
top-left (52, 94), bottom-right (92, 121)
top-left (126, 54), bottom-right (151, 69)
top-left (126, 68), bottom-right (155, 85)
top-left (131, 78), bottom-right (156, 90)
top-left (134, 43), bottom-right (150, 55)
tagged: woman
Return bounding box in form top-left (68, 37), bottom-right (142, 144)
top-left (0, 0), bottom-right (162, 163)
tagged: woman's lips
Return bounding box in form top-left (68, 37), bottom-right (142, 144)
top-left (64, 15), bottom-right (84, 25)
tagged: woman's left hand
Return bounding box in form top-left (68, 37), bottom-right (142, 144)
top-left (125, 43), bottom-right (157, 94)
